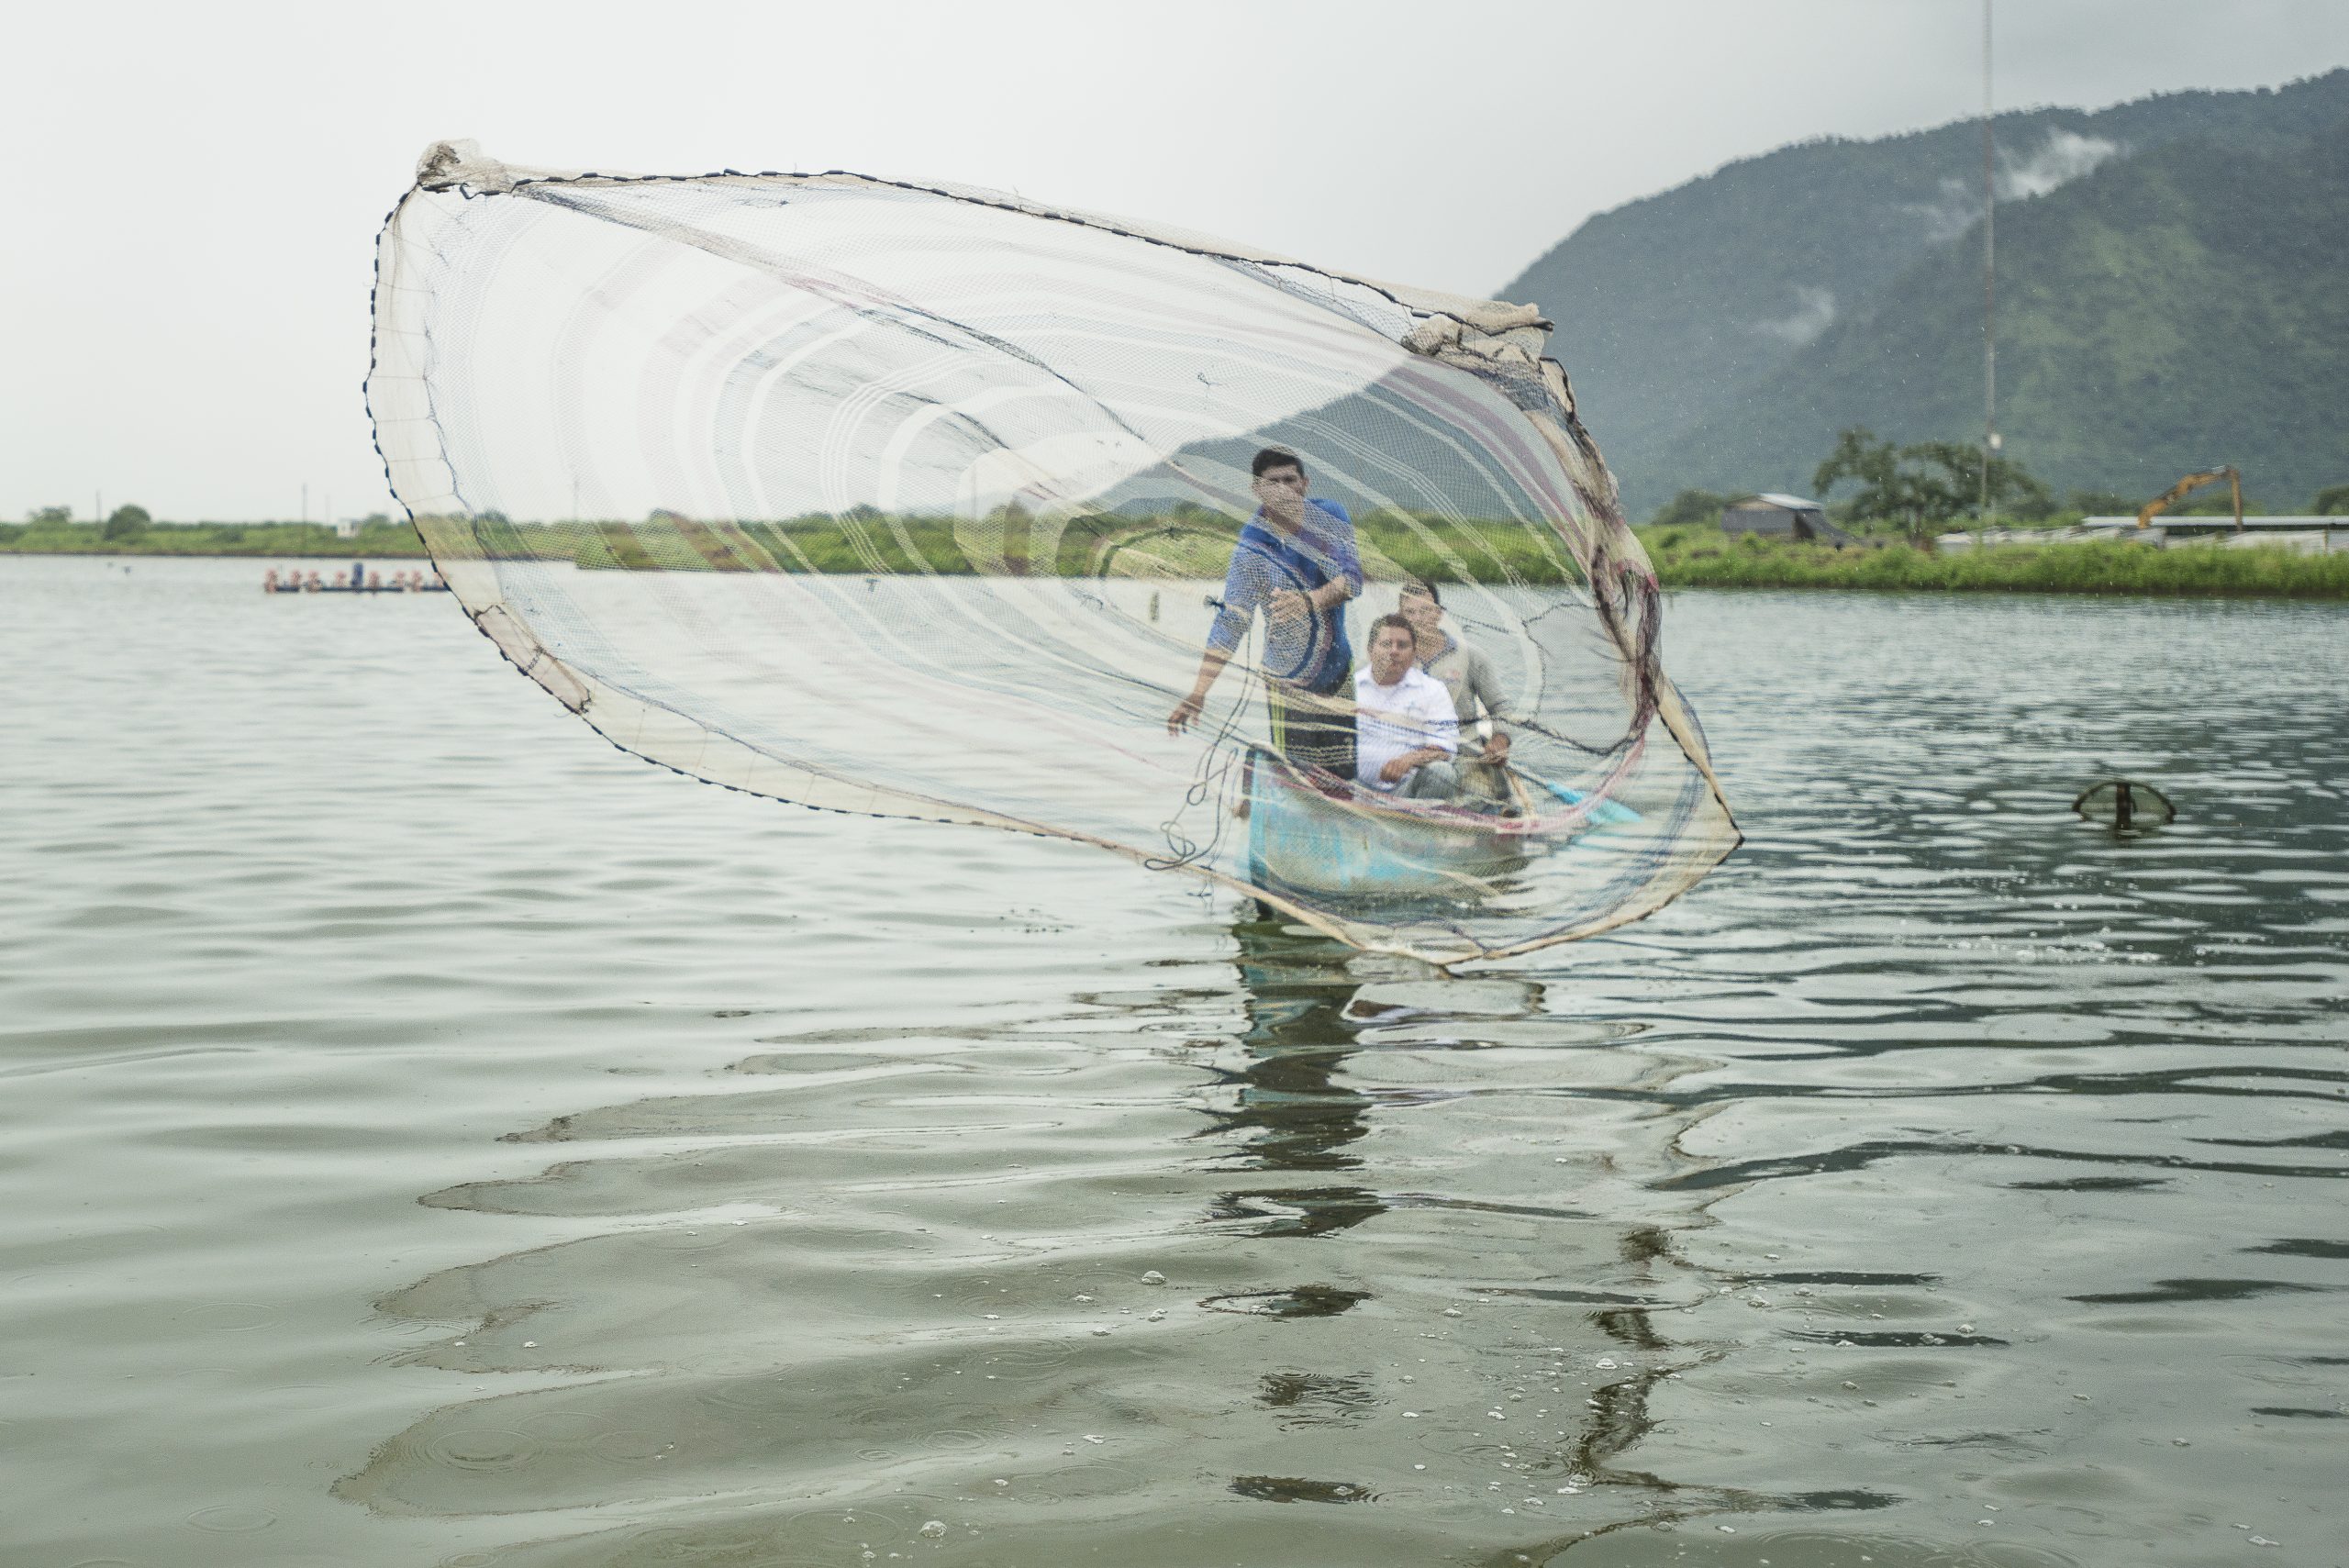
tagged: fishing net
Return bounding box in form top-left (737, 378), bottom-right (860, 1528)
top-left (367, 141), bottom-right (1737, 962)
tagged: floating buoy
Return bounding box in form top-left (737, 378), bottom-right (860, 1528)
top-left (2073, 779), bottom-right (2175, 829)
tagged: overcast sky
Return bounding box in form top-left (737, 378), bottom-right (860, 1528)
top-left (7, 0), bottom-right (2347, 521)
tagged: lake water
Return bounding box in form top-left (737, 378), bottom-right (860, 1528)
top-left (5, 555), bottom-right (2343, 1568)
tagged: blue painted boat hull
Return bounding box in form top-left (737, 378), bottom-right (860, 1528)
top-left (1243, 751), bottom-right (1634, 900)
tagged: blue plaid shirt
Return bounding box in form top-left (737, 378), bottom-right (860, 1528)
top-left (1205, 499), bottom-right (1362, 694)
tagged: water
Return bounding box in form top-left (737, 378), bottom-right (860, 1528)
top-left (4, 556), bottom-right (2343, 1567)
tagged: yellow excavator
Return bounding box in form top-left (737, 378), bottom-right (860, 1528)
top-left (2136, 466), bottom-right (2243, 530)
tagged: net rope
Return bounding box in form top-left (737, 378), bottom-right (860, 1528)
top-left (367, 140), bottom-right (1740, 962)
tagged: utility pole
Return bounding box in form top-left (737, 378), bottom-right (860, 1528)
top-left (1981, 0), bottom-right (1998, 530)
top-left (95, 489), bottom-right (102, 528)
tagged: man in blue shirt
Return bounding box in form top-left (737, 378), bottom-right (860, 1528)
top-left (1166, 448), bottom-right (1362, 780)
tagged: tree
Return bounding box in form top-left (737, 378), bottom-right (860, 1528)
top-left (1812, 429), bottom-right (1964, 538)
top-left (102, 504), bottom-right (152, 541)
top-left (1812, 429), bottom-right (1910, 523)
top-left (1647, 488), bottom-right (1732, 529)
top-left (1813, 428), bottom-right (2052, 539)
top-left (27, 506), bottom-right (72, 528)
top-left (1901, 441), bottom-right (2054, 522)
top-left (2314, 483), bottom-right (2349, 517)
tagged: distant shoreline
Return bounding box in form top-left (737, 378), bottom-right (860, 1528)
top-left (0, 521), bottom-right (429, 560)
top-left (0, 547), bottom-right (432, 560)
top-left (1633, 526), bottom-right (2349, 600)
top-left (8, 520), bottom-right (2345, 600)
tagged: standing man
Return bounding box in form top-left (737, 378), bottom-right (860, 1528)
top-left (1353, 613), bottom-right (1459, 798)
top-left (1166, 449), bottom-right (1363, 780)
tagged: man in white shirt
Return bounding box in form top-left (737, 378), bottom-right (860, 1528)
top-left (1353, 614), bottom-right (1458, 798)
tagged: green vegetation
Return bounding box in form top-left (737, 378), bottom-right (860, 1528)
top-left (512, 509), bottom-right (1578, 586)
top-left (0, 517), bottom-right (430, 558)
top-left (1811, 427), bottom-right (2052, 535)
top-left (1500, 71), bottom-right (2349, 514)
top-left (101, 505), bottom-right (152, 542)
top-left (1634, 526), bottom-right (2349, 599)
top-left (11, 504), bottom-right (2340, 600)
top-left (1647, 428), bottom-right (2320, 534)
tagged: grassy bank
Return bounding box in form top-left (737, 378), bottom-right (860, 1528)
top-left (451, 513), bottom-right (2349, 600)
top-left (1633, 526), bottom-right (2349, 599)
top-left (0, 521), bottom-right (430, 558)
top-left (465, 511), bottom-right (1582, 584)
top-left (12, 514), bottom-right (2345, 600)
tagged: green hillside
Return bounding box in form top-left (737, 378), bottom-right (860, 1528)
top-left (1497, 72), bottom-right (2349, 515)
top-left (1662, 122), bottom-right (2349, 510)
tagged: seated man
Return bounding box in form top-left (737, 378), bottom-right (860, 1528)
top-left (1399, 578), bottom-right (1513, 806)
top-left (1353, 613), bottom-right (1458, 798)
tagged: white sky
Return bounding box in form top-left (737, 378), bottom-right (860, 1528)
top-left (7, 0), bottom-right (2346, 521)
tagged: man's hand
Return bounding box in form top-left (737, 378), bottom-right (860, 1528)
top-left (1171, 649), bottom-right (1230, 736)
top-left (1167, 690), bottom-right (1206, 735)
top-left (1482, 728), bottom-right (1511, 765)
top-left (1266, 587), bottom-right (1310, 622)
top-left (1379, 746), bottom-right (1444, 784)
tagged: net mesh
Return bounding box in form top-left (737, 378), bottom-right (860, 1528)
top-left (367, 141), bottom-right (1738, 962)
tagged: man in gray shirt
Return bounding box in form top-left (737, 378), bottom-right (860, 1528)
top-left (1399, 580), bottom-right (1512, 805)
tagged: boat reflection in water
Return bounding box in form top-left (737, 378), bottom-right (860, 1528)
top-left (1199, 910), bottom-right (1894, 1546)
top-left (1197, 912), bottom-right (1389, 1247)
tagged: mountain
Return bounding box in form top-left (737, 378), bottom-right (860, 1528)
top-left (1499, 72), bottom-right (2349, 515)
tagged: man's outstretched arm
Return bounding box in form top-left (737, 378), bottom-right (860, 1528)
top-left (1167, 646), bottom-right (1231, 734)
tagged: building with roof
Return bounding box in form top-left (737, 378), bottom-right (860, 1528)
top-left (1719, 494), bottom-right (1859, 546)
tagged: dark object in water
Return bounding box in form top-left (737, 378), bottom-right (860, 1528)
top-left (1229, 1475), bottom-right (1376, 1505)
top-left (2073, 779), bottom-right (2176, 828)
top-left (1199, 1284), bottom-right (1371, 1318)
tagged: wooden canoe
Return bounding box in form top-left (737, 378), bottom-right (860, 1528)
top-left (1241, 747), bottom-right (1638, 900)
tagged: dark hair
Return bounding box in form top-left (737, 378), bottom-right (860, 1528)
top-left (1399, 578), bottom-right (1441, 606)
top-left (1251, 448), bottom-right (1306, 480)
top-left (1367, 612), bottom-right (1417, 647)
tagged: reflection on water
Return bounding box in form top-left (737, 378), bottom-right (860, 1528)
top-left (1202, 917), bottom-right (1386, 1244)
top-left (334, 904), bottom-right (1915, 1562)
top-left (4, 560), bottom-right (2345, 1567)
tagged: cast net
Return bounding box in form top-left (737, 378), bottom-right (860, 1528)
top-left (367, 141), bottom-right (1738, 962)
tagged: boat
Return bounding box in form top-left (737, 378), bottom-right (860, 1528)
top-left (1241, 746), bottom-right (1638, 900)
top-left (263, 579), bottom-right (451, 594)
